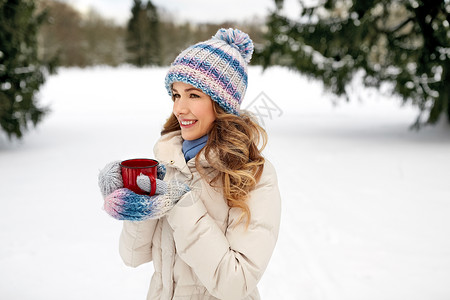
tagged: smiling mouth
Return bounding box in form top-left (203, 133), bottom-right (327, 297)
top-left (179, 120), bottom-right (197, 127)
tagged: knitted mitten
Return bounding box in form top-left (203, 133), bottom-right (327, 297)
top-left (103, 178), bottom-right (190, 221)
top-left (98, 160), bottom-right (167, 198)
top-left (98, 161), bottom-right (123, 198)
top-left (157, 164), bottom-right (166, 180)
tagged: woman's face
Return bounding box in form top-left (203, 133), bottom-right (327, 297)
top-left (172, 81), bottom-right (216, 141)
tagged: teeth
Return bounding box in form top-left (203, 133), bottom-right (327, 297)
top-left (181, 120), bottom-right (195, 125)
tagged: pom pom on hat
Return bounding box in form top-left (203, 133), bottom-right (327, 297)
top-left (165, 28), bottom-right (254, 115)
top-left (212, 28), bottom-right (254, 64)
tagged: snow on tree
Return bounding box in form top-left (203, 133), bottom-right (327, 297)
top-left (0, 0), bottom-right (56, 139)
top-left (256, 0), bottom-right (450, 128)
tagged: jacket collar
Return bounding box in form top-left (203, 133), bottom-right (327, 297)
top-left (154, 130), bottom-right (212, 176)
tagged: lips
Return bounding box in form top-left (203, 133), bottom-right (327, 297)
top-left (179, 119), bottom-right (197, 128)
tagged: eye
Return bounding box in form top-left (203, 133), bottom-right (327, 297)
top-left (172, 93), bottom-right (180, 101)
top-left (189, 93), bottom-right (200, 98)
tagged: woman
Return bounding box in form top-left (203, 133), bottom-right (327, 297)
top-left (99, 28), bottom-right (281, 300)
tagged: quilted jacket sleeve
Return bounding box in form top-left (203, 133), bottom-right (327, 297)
top-left (119, 219), bottom-right (159, 268)
top-left (167, 161), bottom-right (281, 300)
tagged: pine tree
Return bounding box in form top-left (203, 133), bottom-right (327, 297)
top-left (126, 0), bottom-right (161, 66)
top-left (0, 0), bottom-right (56, 139)
top-left (145, 0), bottom-right (160, 65)
top-left (256, 0), bottom-right (450, 128)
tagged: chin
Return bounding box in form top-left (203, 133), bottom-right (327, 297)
top-left (181, 132), bottom-right (198, 141)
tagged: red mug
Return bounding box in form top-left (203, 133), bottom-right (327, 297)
top-left (120, 158), bottom-right (158, 196)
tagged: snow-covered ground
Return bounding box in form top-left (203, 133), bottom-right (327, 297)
top-left (1, 66), bottom-right (449, 300)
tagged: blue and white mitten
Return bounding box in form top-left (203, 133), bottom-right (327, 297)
top-left (103, 179), bottom-right (190, 221)
top-left (98, 160), bottom-right (188, 221)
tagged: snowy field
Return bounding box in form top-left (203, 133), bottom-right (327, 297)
top-left (1, 66), bottom-right (450, 300)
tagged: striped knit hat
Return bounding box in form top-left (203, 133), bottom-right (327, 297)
top-left (164, 28), bottom-right (254, 115)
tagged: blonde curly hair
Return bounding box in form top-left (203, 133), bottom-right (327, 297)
top-left (161, 102), bottom-right (267, 227)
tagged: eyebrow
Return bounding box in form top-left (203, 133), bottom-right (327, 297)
top-left (172, 87), bottom-right (203, 93)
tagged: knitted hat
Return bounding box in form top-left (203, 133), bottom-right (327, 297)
top-left (164, 28), bottom-right (254, 115)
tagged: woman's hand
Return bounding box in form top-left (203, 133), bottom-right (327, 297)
top-left (98, 160), bottom-right (123, 198)
top-left (98, 160), bottom-right (167, 197)
top-left (99, 160), bottom-right (183, 220)
top-left (104, 178), bottom-right (190, 221)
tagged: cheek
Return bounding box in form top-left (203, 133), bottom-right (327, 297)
top-left (193, 101), bottom-right (214, 120)
top-left (172, 101), bottom-right (179, 114)
top-left (201, 105), bottom-right (216, 126)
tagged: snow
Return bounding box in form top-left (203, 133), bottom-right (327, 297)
top-left (1, 65), bottom-right (449, 299)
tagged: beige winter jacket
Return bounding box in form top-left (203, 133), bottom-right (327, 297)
top-left (119, 131), bottom-right (281, 300)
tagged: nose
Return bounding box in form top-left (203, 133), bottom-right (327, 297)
top-left (173, 95), bottom-right (189, 116)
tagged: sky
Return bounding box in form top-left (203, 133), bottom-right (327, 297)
top-left (62, 0), bottom-right (304, 24)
